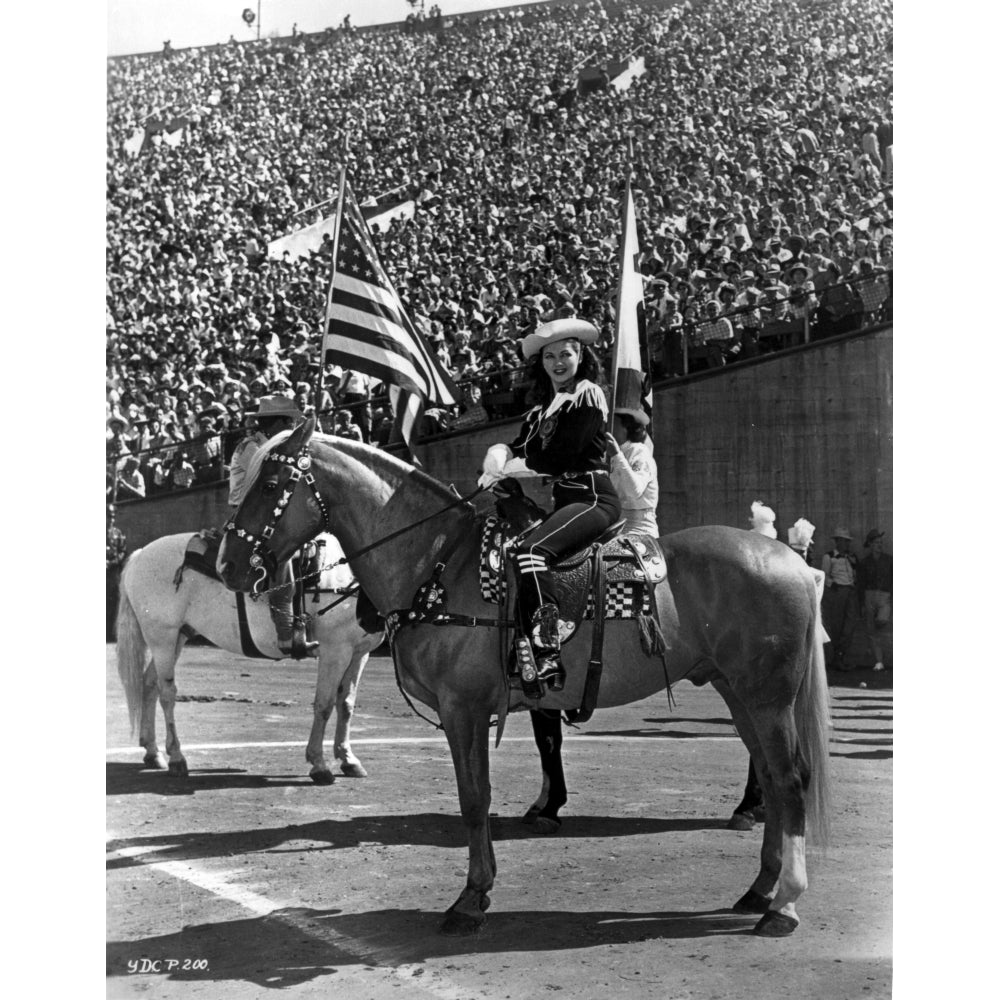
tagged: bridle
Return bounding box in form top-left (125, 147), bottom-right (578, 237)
top-left (226, 436), bottom-right (487, 601)
top-left (224, 443), bottom-right (330, 594)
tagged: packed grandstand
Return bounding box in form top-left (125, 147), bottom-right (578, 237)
top-left (106, 0), bottom-right (892, 502)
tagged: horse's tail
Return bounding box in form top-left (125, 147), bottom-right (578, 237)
top-left (796, 570), bottom-right (833, 846)
top-left (116, 552), bottom-right (147, 738)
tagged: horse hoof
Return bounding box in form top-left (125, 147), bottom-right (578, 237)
top-left (339, 762), bottom-right (368, 778)
top-left (521, 805), bottom-right (541, 824)
top-left (727, 812), bottom-right (756, 831)
top-left (142, 753), bottom-right (167, 771)
top-left (531, 816), bottom-right (562, 835)
top-left (754, 910), bottom-right (799, 937)
top-left (752, 804), bottom-right (767, 821)
top-left (167, 760), bottom-right (188, 778)
top-left (733, 890), bottom-right (772, 914)
top-left (439, 909), bottom-right (485, 936)
top-left (309, 769), bottom-right (336, 786)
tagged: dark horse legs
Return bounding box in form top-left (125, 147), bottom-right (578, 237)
top-left (523, 710), bottom-right (567, 833)
top-left (526, 711), bottom-right (765, 831)
top-left (728, 758), bottom-right (766, 830)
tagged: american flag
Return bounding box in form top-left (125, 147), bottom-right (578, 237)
top-left (322, 181), bottom-right (457, 459)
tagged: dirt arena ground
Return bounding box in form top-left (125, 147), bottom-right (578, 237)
top-left (106, 646), bottom-right (892, 999)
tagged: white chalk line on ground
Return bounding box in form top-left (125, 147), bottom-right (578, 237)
top-left (106, 733), bottom-right (742, 755)
top-left (107, 841), bottom-right (492, 1000)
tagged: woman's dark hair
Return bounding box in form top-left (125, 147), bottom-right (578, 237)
top-left (522, 340), bottom-right (604, 407)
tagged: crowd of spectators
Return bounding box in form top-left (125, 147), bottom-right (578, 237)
top-left (107, 0), bottom-right (892, 501)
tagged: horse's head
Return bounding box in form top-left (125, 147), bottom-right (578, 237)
top-left (218, 416), bottom-right (328, 594)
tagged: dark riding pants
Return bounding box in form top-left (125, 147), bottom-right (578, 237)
top-left (513, 471), bottom-right (621, 634)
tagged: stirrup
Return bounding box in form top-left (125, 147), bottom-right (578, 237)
top-left (280, 621), bottom-right (319, 660)
top-left (530, 604), bottom-right (564, 691)
top-left (534, 650), bottom-right (565, 692)
top-left (280, 638), bottom-right (319, 660)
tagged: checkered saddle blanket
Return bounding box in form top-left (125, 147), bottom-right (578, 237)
top-left (479, 515), bottom-right (666, 637)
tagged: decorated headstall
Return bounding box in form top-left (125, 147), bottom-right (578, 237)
top-left (224, 445), bottom-right (330, 593)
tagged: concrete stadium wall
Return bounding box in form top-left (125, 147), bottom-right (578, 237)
top-left (116, 328), bottom-right (892, 560)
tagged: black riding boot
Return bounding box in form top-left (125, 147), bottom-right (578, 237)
top-left (530, 603), bottom-right (565, 692)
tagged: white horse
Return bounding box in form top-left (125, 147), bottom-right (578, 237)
top-left (115, 532), bottom-right (384, 783)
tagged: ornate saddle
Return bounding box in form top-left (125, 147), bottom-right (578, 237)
top-left (480, 515), bottom-right (667, 642)
top-left (478, 483), bottom-right (670, 718)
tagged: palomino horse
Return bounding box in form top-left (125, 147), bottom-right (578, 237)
top-left (218, 422), bottom-right (832, 938)
top-left (116, 531), bottom-right (383, 782)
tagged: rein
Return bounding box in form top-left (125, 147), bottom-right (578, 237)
top-left (226, 440), bottom-right (486, 598)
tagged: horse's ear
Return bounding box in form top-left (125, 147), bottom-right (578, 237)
top-left (286, 415), bottom-right (316, 452)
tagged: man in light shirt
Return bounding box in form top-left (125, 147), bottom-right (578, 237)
top-left (821, 527), bottom-right (860, 669)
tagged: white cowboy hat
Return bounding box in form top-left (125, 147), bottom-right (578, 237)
top-left (521, 317), bottom-right (599, 360)
top-left (256, 395), bottom-right (304, 421)
top-left (831, 526), bottom-right (852, 540)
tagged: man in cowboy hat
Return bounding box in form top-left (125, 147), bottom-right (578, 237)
top-left (228, 396), bottom-right (318, 658)
top-left (821, 526), bottom-right (860, 669)
top-left (857, 529), bottom-right (892, 671)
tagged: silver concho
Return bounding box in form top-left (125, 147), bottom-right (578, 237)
top-left (488, 549), bottom-right (501, 572)
top-left (297, 455), bottom-right (312, 471)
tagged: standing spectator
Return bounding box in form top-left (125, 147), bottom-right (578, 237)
top-left (115, 455), bottom-right (146, 501)
top-left (815, 263), bottom-right (863, 337)
top-left (106, 505), bottom-right (127, 641)
top-left (854, 258), bottom-right (890, 324)
top-left (821, 526), bottom-right (860, 670)
top-left (190, 415), bottom-right (223, 485)
top-left (332, 409), bottom-right (364, 441)
top-left (335, 369), bottom-right (372, 443)
top-left (691, 300), bottom-right (737, 369)
top-left (106, 416), bottom-right (133, 464)
top-left (857, 529), bottom-right (892, 672)
top-left (168, 451), bottom-right (196, 490)
top-left (860, 123), bottom-right (883, 175)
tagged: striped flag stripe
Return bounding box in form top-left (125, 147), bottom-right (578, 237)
top-left (325, 319), bottom-right (453, 403)
top-left (333, 272), bottom-right (401, 312)
top-left (326, 289), bottom-right (443, 388)
top-left (387, 385), bottom-right (422, 451)
top-left (323, 335), bottom-right (430, 397)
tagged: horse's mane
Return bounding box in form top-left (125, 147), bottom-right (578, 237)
top-left (243, 428), bottom-right (456, 504)
top-left (313, 433), bottom-right (457, 502)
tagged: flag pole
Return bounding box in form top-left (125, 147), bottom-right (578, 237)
top-left (608, 157), bottom-right (634, 429)
top-left (314, 143), bottom-right (349, 423)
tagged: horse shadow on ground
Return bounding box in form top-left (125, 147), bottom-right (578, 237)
top-left (832, 694), bottom-right (893, 703)
top-left (579, 727), bottom-right (737, 739)
top-left (106, 762), bottom-right (313, 797)
top-left (107, 813), bottom-right (729, 872)
top-left (641, 716), bottom-right (736, 727)
top-left (107, 904), bottom-right (756, 987)
top-left (832, 749), bottom-right (892, 760)
top-left (834, 725), bottom-right (893, 735)
top-left (832, 714), bottom-right (893, 722)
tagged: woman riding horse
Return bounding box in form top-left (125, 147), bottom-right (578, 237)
top-left (477, 318), bottom-right (622, 692)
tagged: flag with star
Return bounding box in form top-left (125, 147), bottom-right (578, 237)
top-left (322, 180), bottom-right (457, 460)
